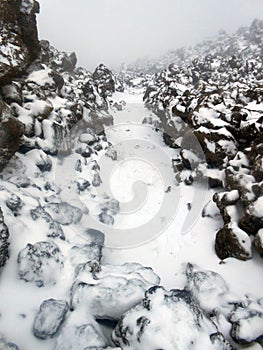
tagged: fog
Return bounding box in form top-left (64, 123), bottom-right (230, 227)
top-left (38, 0), bottom-right (263, 71)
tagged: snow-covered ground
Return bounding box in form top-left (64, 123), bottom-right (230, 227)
top-left (104, 91), bottom-right (263, 298)
top-left (0, 89), bottom-right (262, 349)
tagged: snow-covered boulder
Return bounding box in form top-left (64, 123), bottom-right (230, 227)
top-left (112, 286), bottom-right (232, 349)
top-left (229, 298), bottom-right (263, 344)
top-left (70, 262), bottom-right (160, 320)
top-left (17, 241), bottom-right (64, 287)
top-left (33, 299), bottom-right (69, 339)
top-left (215, 223), bottom-right (252, 261)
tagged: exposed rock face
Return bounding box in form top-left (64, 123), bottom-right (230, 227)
top-left (0, 96), bottom-right (24, 171)
top-left (0, 0), bottom-right (40, 85)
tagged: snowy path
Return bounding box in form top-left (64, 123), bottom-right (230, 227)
top-left (103, 91), bottom-right (263, 298)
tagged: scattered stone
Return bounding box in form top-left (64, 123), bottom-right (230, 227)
top-left (33, 299), bottom-right (69, 339)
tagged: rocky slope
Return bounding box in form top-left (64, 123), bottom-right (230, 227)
top-left (0, 1), bottom-right (263, 349)
top-left (143, 18), bottom-right (263, 263)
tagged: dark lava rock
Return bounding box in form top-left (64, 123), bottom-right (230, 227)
top-left (17, 241), bottom-right (64, 287)
top-left (0, 0), bottom-right (39, 85)
top-left (0, 97), bottom-right (24, 172)
top-left (0, 207), bottom-right (10, 268)
top-left (33, 299), bottom-right (69, 339)
top-left (215, 223), bottom-right (252, 261)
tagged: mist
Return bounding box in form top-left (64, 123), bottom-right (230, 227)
top-left (38, 0), bottom-right (263, 71)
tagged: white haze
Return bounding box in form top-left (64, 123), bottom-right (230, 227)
top-left (38, 0), bottom-right (263, 71)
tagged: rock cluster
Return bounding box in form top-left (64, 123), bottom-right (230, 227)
top-left (143, 19), bottom-right (263, 262)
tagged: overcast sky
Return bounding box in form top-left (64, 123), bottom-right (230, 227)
top-left (38, 0), bottom-right (263, 71)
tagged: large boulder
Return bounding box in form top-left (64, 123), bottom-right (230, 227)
top-left (70, 262), bottom-right (160, 320)
top-left (112, 286), bottom-right (232, 349)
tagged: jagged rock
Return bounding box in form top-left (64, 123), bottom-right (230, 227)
top-left (0, 207), bottom-right (10, 268)
top-left (33, 299), bottom-right (69, 339)
top-left (93, 64), bottom-right (115, 98)
top-left (70, 262), bottom-right (160, 320)
top-left (0, 97), bottom-right (24, 171)
top-left (45, 202), bottom-right (82, 225)
top-left (0, 0), bottom-right (39, 85)
top-left (239, 196), bottom-right (263, 235)
top-left (17, 241), bottom-right (64, 287)
top-left (213, 190), bottom-right (240, 212)
top-left (31, 206), bottom-right (65, 239)
top-left (54, 322), bottom-right (107, 350)
top-left (112, 286), bottom-right (232, 349)
top-left (215, 223), bottom-right (252, 261)
top-left (0, 337), bottom-right (20, 350)
top-left (1, 83), bottom-right (22, 104)
top-left (193, 127), bottom-right (237, 167)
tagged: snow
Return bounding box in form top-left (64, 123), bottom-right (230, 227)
top-left (0, 90), bottom-right (263, 349)
top-left (26, 68), bottom-right (54, 87)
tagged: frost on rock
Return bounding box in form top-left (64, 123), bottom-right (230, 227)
top-left (70, 262), bottom-right (161, 320)
top-left (33, 299), bottom-right (69, 339)
top-left (17, 241), bottom-right (64, 287)
top-left (112, 286), bottom-right (232, 350)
